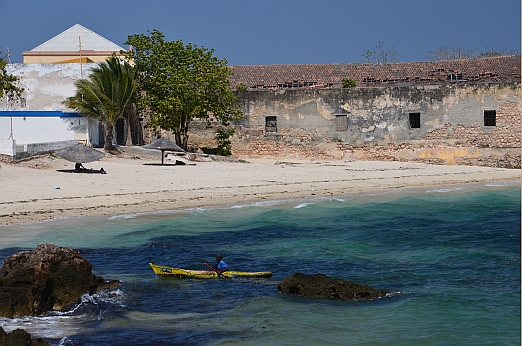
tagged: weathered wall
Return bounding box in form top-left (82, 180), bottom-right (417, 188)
top-left (3, 63), bottom-right (92, 111)
top-left (187, 82), bottom-right (520, 168)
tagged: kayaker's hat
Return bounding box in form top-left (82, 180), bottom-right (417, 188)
top-left (216, 254), bottom-right (223, 259)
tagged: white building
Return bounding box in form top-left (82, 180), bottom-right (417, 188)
top-left (0, 25), bottom-right (127, 158)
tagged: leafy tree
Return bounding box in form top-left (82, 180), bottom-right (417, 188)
top-left (342, 78), bottom-right (356, 88)
top-left (123, 30), bottom-right (243, 150)
top-left (362, 42), bottom-right (399, 63)
top-left (0, 52), bottom-right (24, 102)
top-left (63, 55), bottom-right (137, 150)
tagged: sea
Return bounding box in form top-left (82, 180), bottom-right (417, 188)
top-left (0, 182), bottom-right (520, 346)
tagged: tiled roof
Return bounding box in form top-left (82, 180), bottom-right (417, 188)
top-left (229, 55), bottom-right (521, 89)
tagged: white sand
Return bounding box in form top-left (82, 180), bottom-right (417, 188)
top-left (0, 149), bottom-right (519, 226)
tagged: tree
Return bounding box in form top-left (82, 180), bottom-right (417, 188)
top-left (63, 55), bottom-right (137, 150)
top-left (0, 52), bottom-right (24, 103)
top-left (215, 127), bottom-right (235, 156)
top-left (362, 42), bottom-right (399, 63)
top-left (425, 46), bottom-right (518, 61)
top-left (123, 30), bottom-right (243, 150)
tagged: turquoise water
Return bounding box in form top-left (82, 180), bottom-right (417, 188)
top-left (0, 183), bottom-right (520, 345)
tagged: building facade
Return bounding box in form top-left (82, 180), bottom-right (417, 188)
top-left (187, 55), bottom-right (521, 168)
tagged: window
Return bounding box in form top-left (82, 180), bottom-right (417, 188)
top-left (265, 116), bottom-right (277, 133)
top-left (484, 110), bottom-right (496, 126)
top-left (335, 115), bottom-right (348, 131)
top-left (447, 73), bottom-right (463, 81)
top-left (20, 98), bottom-right (26, 108)
top-left (409, 113), bottom-right (420, 129)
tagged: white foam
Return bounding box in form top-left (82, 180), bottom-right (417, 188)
top-left (426, 186), bottom-right (467, 193)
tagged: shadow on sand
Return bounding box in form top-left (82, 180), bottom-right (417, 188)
top-left (57, 169), bottom-right (104, 174)
top-left (142, 162), bottom-right (186, 167)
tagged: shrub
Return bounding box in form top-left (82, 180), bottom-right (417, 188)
top-left (342, 78), bottom-right (356, 88)
top-left (215, 128), bottom-right (235, 156)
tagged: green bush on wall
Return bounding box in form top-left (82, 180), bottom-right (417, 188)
top-left (342, 78), bottom-right (356, 88)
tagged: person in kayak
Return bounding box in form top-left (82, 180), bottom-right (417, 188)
top-left (204, 254), bottom-right (229, 275)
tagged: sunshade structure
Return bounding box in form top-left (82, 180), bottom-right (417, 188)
top-left (142, 137), bottom-right (185, 165)
top-left (55, 143), bottom-right (105, 164)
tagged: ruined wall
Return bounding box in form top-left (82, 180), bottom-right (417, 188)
top-left (188, 82), bottom-right (520, 168)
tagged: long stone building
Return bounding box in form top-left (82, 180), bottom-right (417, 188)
top-left (187, 55), bottom-right (521, 168)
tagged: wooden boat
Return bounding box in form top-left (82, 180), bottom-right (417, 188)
top-left (149, 263), bottom-right (272, 279)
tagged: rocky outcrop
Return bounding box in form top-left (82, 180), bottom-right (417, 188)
top-left (0, 243), bottom-right (119, 318)
top-left (0, 327), bottom-right (51, 346)
top-left (277, 272), bottom-right (389, 301)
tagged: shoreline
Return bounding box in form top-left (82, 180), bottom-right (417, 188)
top-left (1, 152), bottom-right (520, 227)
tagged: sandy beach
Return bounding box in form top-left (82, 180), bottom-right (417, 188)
top-left (0, 148), bottom-right (519, 226)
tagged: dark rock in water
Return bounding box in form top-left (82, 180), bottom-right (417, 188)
top-left (277, 272), bottom-right (389, 301)
top-left (0, 243), bottom-right (120, 318)
top-left (0, 327), bottom-right (51, 346)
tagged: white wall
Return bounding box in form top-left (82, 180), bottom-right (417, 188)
top-left (0, 139), bottom-right (15, 156)
top-left (0, 116), bottom-right (87, 145)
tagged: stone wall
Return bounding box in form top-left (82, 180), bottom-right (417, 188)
top-left (186, 82), bottom-right (520, 168)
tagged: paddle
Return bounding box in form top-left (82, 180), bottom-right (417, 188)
top-left (204, 262), bottom-right (230, 279)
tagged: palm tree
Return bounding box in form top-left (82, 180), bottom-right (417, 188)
top-left (64, 55), bottom-right (137, 150)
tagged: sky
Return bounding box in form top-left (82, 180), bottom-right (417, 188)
top-left (0, 0), bottom-right (520, 65)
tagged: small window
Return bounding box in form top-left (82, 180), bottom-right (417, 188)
top-left (265, 116), bottom-right (277, 133)
top-left (447, 73), bottom-right (463, 81)
top-left (20, 97), bottom-right (26, 108)
top-left (484, 110), bottom-right (496, 126)
top-left (409, 113), bottom-right (420, 129)
top-left (335, 115), bottom-right (348, 132)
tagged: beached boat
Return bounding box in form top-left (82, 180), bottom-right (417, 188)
top-left (149, 263), bottom-right (272, 279)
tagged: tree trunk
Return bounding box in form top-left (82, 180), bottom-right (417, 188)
top-left (104, 123), bottom-right (114, 150)
top-left (124, 102), bottom-right (144, 146)
top-left (182, 117), bottom-right (190, 151)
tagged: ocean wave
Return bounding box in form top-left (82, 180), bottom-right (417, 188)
top-left (485, 181), bottom-right (521, 187)
top-left (108, 213), bottom-right (141, 220)
top-left (425, 186), bottom-right (467, 193)
top-left (0, 288), bottom-right (125, 340)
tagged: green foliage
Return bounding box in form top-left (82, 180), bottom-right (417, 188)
top-left (236, 83), bottom-right (247, 91)
top-left (342, 78), bottom-right (356, 88)
top-left (123, 30), bottom-right (243, 151)
top-left (0, 53), bottom-right (24, 101)
top-left (362, 42), bottom-right (399, 63)
top-left (63, 55), bottom-right (137, 150)
top-left (478, 51), bottom-right (501, 58)
top-left (215, 127), bottom-right (235, 156)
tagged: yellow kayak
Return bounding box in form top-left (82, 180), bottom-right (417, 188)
top-left (149, 263), bottom-right (272, 279)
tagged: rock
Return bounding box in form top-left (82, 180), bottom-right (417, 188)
top-left (0, 327), bottom-right (51, 346)
top-left (0, 243), bottom-right (119, 318)
top-left (277, 272), bottom-right (389, 301)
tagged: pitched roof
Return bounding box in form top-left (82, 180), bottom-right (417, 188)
top-left (229, 55), bottom-right (521, 89)
top-left (30, 24), bottom-right (124, 52)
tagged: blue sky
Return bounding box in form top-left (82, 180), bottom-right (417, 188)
top-left (1, 0), bottom-right (519, 65)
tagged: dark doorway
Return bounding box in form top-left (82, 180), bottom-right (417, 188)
top-left (116, 118), bottom-right (125, 145)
